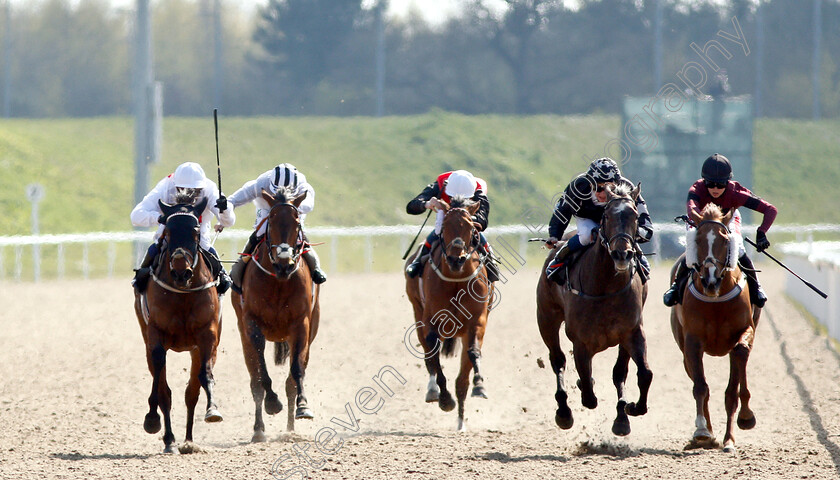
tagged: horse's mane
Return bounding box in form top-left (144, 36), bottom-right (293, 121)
top-left (273, 186), bottom-right (295, 204)
top-left (609, 182), bottom-right (633, 198)
top-left (449, 195), bottom-right (475, 209)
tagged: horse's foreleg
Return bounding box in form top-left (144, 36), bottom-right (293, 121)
top-left (148, 343), bottom-right (176, 453)
top-left (184, 350), bottom-right (202, 444)
top-left (238, 319), bottom-right (273, 442)
top-left (455, 341), bottom-right (472, 432)
top-left (424, 329), bottom-right (455, 412)
top-left (573, 346), bottom-right (597, 409)
top-left (538, 309), bottom-right (571, 429)
top-left (735, 335), bottom-right (756, 431)
top-left (685, 336), bottom-right (713, 443)
top-left (197, 329), bottom-right (223, 424)
top-left (626, 326), bottom-right (652, 417)
top-left (291, 324), bottom-right (314, 426)
top-left (611, 346), bottom-right (631, 436)
top-left (468, 323), bottom-right (488, 400)
top-left (143, 343), bottom-right (163, 436)
top-left (248, 322), bottom-right (282, 416)
top-left (725, 337), bottom-right (754, 453)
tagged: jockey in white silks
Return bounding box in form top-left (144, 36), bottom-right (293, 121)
top-left (227, 163), bottom-right (327, 292)
top-left (130, 162), bottom-right (235, 294)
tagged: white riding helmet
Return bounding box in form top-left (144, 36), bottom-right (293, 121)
top-left (172, 162), bottom-right (207, 189)
top-left (445, 170), bottom-right (478, 197)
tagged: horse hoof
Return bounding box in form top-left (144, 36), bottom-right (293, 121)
top-left (251, 431), bottom-right (267, 443)
top-left (295, 407), bottom-right (314, 420)
top-left (265, 394), bottom-right (283, 415)
top-left (457, 418), bottom-right (466, 432)
top-left (178, 441), bottom-right (202, 454)
top-left (737, 415), bottom-right (756, 430)
top-left (612, 417), bottom-right (631, 436)
top-left (438, 393), bottom-right (456, 412)
top-left (555, 409), bottom-right (574, 430)
top-left (162, 443), bottom-right (179, 455)
top-left (425, 389), bottom-right (440, 403)
top-left (581, 394), bottom-right (598, 410)
top-left (723, 441), bottom-right (736, 453)
top-left (693, 428), bottom-right (713, 443)
top-left (205, 409), bottom-right (223, 423)
top-left (144, 412), bottom-right (161, 434)
top-left (471, 386), bottom-right (488, 399)
top-left (625, 402), bottom-right (647, 417)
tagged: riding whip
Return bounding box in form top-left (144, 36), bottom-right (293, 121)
top-left (743, 237), bottom-right (828, 299)
top-left (402, 210), bottom-right (433, 260)
top-left (213, 108), bottom-right (222, 194)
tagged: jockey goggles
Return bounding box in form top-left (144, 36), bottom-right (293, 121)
top-left (704, 180), bottom-right (727, 190)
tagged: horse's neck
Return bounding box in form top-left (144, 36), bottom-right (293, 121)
top-left (578, 241), bottom-right (629, 289)
top-left (434, 244), bottom-right (482, 280)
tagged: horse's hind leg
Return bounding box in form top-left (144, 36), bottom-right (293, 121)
top-left (724, 340), bottom-right (755, 453)
top-left (611, 346), bottom-right (632, 436)
top-left (455, 341), bottom-right (472, 432)
top-left (538, 308), bottom-right (572, 429)
top-left (626, 326), bottom-right (652, 417)
top-left (425, 330), bottom-right (455, 412)
top-left (183, 350), bottom-right (202, 445)
top-left (239, 319), bottom-right (278, 442)
top-left (197, 329), bottom-right (223, 423)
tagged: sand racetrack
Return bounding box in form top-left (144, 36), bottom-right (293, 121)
top-left (2, 265), bottom-right (840, 479)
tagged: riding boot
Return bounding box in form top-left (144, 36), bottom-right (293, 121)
top-left (635, 244), bottom-right (651, 284)
top-left (479, 242), bottom-right (501, 283)
top-left (303, 248), bottom-right (327, 284)
top-left (132, 243), bottom-right (159, 294)
top-left (207, 246), bottom-right (231, 295)
top-left (739, 254), bottom-right (767, 308)
top-left (663, 258), bottom-right (690, 306)
top-left (231, 231), bottom-right (258, 294)
top-left (545, 234), bottom-right (583, 286)
top-left (406, 242), bottom-right (432, 278)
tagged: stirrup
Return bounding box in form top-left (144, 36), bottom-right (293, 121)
top-left (217, 271), bottom-right (232, 295)
top-left (663, 284), bottom-right (680, 306)
top-left (312, 268), bottom-right (327, 285)
top-left (406, 260), bottom-right (424, 278)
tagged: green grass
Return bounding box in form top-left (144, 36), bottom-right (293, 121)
top-left (1, 112), bottom-right (838, 238)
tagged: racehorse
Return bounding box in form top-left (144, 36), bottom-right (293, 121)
top-left (536, 183), bottom-right (651, 436)
top-left (232, 187), bottom-right (321, 441)
top-left (133, 196), bottom-right (223, 454)
top-left (405, 196), bottom-right (493, 431)
top-left (669, 203), bottom-right (759, 453)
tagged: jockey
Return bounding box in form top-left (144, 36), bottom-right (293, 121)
top-left (663, 153), bottom-right (777, 307)
top-left (405, 170), bottom-right (500, 282)
top-left (130, 162), bottom-right (235, 294)
top-left (544, 157), bottom-right (653, 285)
top-left (227, 163), bottom-right (327, 292)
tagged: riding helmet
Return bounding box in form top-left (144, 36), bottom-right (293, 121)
top-left (701, 153), bottom-right (733, 183)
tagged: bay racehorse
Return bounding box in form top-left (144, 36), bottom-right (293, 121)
top-left (405, 196), bottom-right (493, 431)
top-left (232, 187), bottom-right (320, 441)
top-left (536, 183), bottom-right (651, 436)
top-left (133, 196), bottom-right (223, 454)
top-left (670, 203), bottom-right (759, 453)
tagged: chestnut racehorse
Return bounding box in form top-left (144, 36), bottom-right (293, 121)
top-left (133, 196), bottom-right (223, 454)
top-left (405, 196), bottom-right (493, 431)
top-left (670, 203), bottom-right (759, 453)
top-left (232, 187), bottom-right (320, 441)
top-left (536, 183), bottom-right (651, 436)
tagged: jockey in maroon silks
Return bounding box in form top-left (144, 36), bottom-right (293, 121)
top-left (663, 153), bottom-right (777, 307)
top-left (405, 170), bottom-right (500, 282)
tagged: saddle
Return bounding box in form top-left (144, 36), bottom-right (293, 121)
top-left (549, 244), bottom-right (591, 287)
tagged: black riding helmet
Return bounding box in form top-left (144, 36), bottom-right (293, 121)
top-left (701, 153), bottom-right (733, 183)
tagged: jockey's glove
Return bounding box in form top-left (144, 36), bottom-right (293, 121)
top-left (637, 225), bottom-right (653, 243)
top-left (755, 230), bottom-right (770, 252)
top-left (215, 195), bottom-right (228, 213)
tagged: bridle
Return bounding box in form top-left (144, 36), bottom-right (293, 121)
top-left (151, 210), bottom-right (218, 293)
top-left (264, 201), bottom-right (303, 270)
top-left (166, 212), bottom-right (201, 271)
top-left (598, 196), bottom-right (638, 257)
top-left (691, 219), bottom-right (735, 280)
top-left (441, 207), bottom-right (481, 263)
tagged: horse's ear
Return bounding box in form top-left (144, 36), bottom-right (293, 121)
top-left (467, 201), bottom-right (480, 216)
top-left (158, 199), bottom-right (174, 216)
top-left (721, 208), bottom-right (734, 226)
top-left (261, 189), bottom-right (275, 205)
top-left (293, 190), bottom-right (308, 208)
top-left (195, 196), bottom-right (208, 214)
top-left (438, 198), bottom-right (450, 212)
top-left (631, 182), bottom-right (642, 201)
top-left (688, 209), bottom-right (702, 225)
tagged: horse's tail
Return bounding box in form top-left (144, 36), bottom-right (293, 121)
top-left (274, 341), bottom-right (290, 366)
top-left (442, 337), bottom-right (458, 358)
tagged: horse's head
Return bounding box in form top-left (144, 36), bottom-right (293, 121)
top-left (158, 196), bottom-right (207, 288)
top-left (262, 187), bottom-right (305, 279)
top-left (686, 204), bottom-right (737, 295)
top-left (440, 196), bottom-right (480, 272)
top-left (598, 183), bottom-right (641, 272)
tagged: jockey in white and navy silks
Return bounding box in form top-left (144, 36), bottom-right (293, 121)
top-left (130, 162), bottom-right (235, 294)
top-left (227, 163), bottom-right (327, 290)
top-left (544, 157), bottom-right (653, 285)
top-left (663, 153), bottom-right (777, 308)
top-left (404, 170), bottom-right (499, 282)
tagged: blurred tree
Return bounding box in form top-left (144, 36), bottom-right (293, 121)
top-left (252, 0), bottom-right (364, 114)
